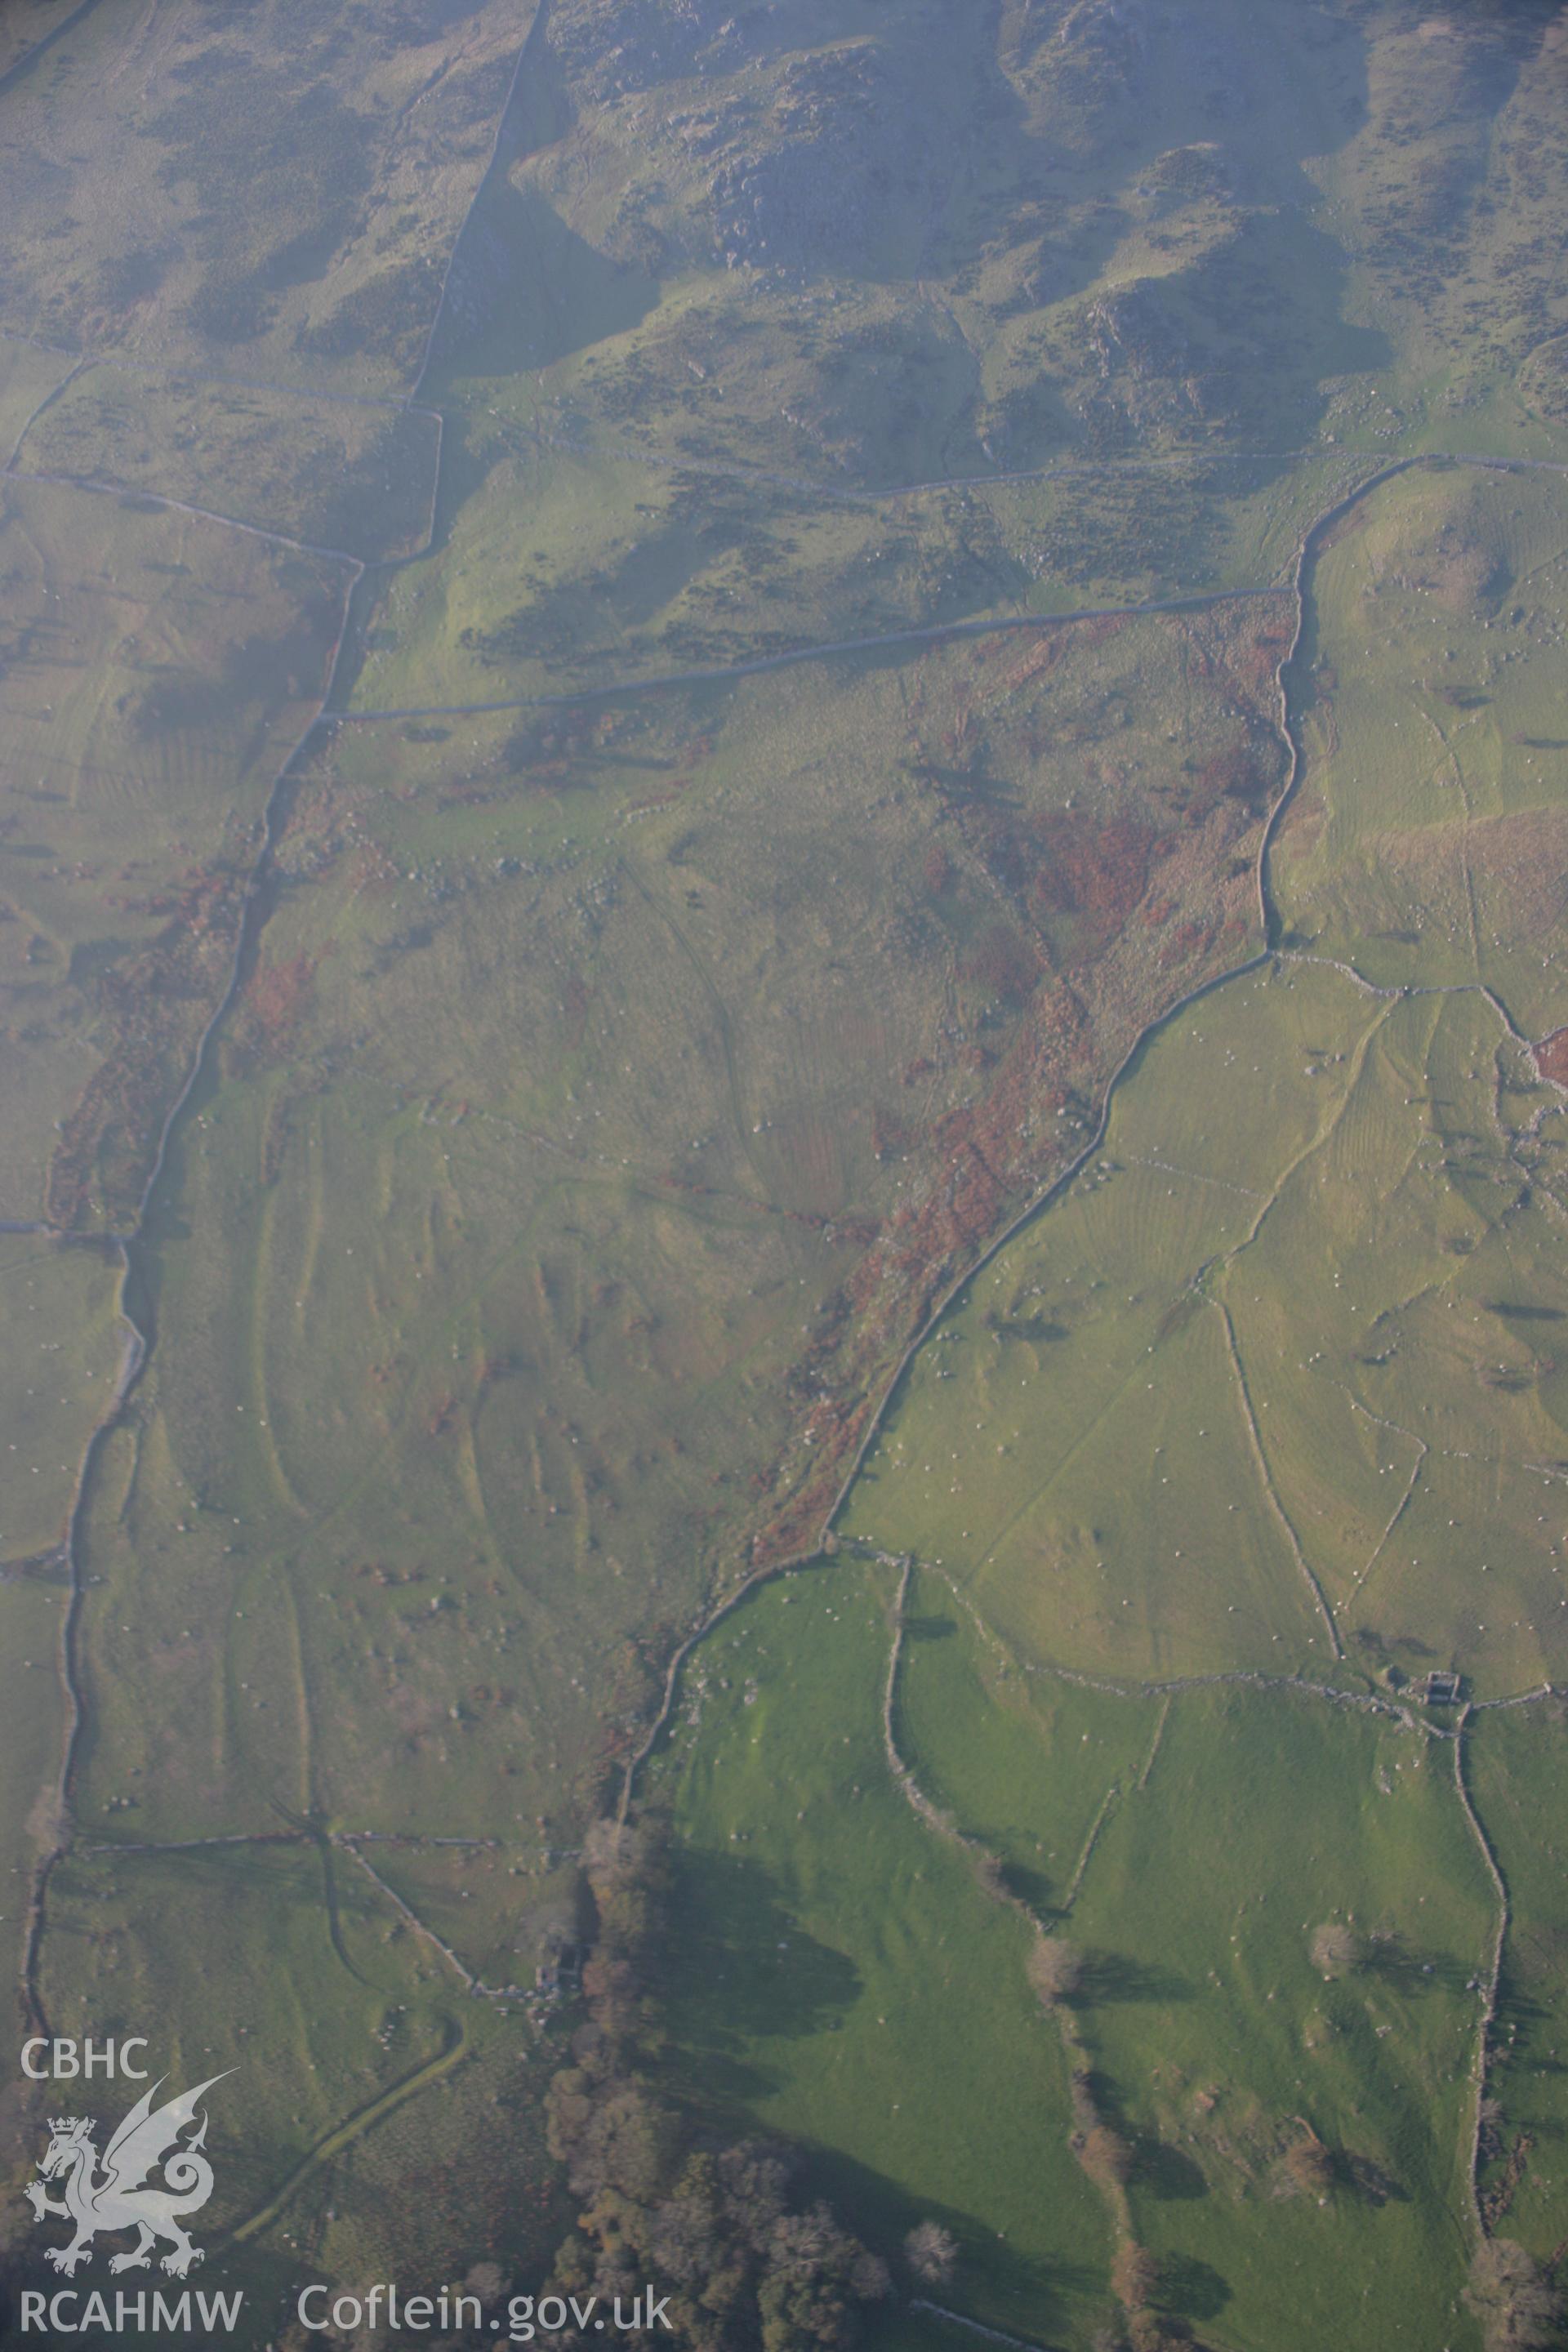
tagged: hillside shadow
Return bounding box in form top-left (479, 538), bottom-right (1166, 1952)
top-left (448, 176), bottom-right (658, 381)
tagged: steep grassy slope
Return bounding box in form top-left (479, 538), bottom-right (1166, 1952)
top-left (0, 483), bottom-right (351, 1224)
top-left (1276, 464), bottom-right (1568, 1028)
top-left (0, 0), bottom-right (532, 392)
top-left (842, 964), bottom-right (1568, 1699)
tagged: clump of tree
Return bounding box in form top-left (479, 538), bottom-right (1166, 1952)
top-left (971, 1848), bottom-right (1011, 1903)
top-left (1126, 2315), bottom-right (1187, 2352)
top-left (1309, 1920), bottom-right (1361, 1980)
top-left (1463, 2238), bottom-right (1565, 2352)
top-left (1027, 1933), bottom-right (1084, 2009)
top-left (921, 841), bottom-right (954, 896)
top-left (584, 1814), bottom-right (672, 1949)
top-left (904, 2221), bottom-right (958, 2288)
top-left (1078, 2124), bottom-right (1136, 2192)
top-left (545, 2112), bottom-right (892, 2351)
top-left (1091, 2312), bottom-right (1188, 2352)
top-left (1281, 2127), bottom-right (1336, 2198)
top-left (542, 1811), bottom-right (891, 2349)
top-left (1111, 2243), bottom-right (1161, 2312)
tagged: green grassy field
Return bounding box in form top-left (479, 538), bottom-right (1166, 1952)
top-left (652, 1565), bottom-right (1499, 2349)
top-left (1276, 466), bottom-right (1568, 1032)
top-left (842, 964), bottom-right (1568, 1700)
top-left (655, 1561), bottom-right (1116, 2348)
top-left (1464, 1709), bottom-right (1568, 2265)
top-left (889, 1568), bottom-right (1157, 1914)
top-left (1063, 1683), bottom-right (1490, 2351)
top-left (752, 442), bottom-right (1568, 2349)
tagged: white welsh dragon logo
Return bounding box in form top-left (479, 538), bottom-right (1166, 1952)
top-left (25, 2074), bottom-right (230, 2278)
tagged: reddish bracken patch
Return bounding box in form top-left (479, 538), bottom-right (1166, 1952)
top-left (47, 871), bottom-right (247, 1228)
top-left (962, 917), bottom-right (1042, 1003)
top-left (922, 841), bottom-right (954, 894)
top-left (717, 597), bottom-right (1294, 1585)
top-left (1535, 1029), bottom-right (1568, 1085)
top-left (240, 951), bottom-right (319, 1061)
top-left (1029, 813), bottom-right (1156, 926)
